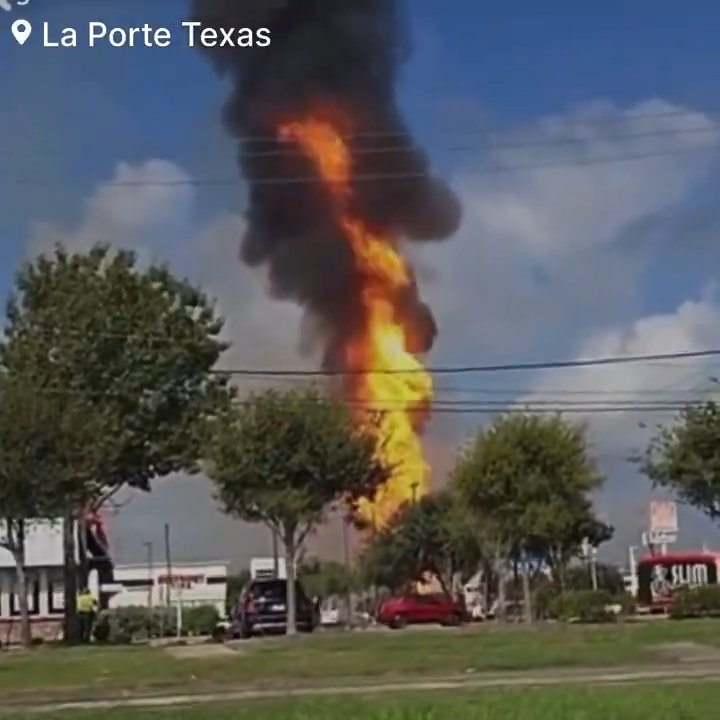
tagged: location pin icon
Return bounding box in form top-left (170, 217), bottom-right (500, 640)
top-left (11, 19), bottom-right (32, 46)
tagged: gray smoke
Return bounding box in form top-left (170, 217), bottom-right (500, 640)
top-left (191, 0), bottom-right (461, 368)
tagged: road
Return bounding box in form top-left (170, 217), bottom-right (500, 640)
top-left (5, 661), bottom-right (720, 716)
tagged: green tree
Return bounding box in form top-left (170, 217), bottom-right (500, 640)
top-left (204, 386), bottom-right (389, 635)
top-left (1, 244), bottom-right (231, 641)
top-left (643, 402), bottom-right (720, 521)
top-left (361, 490), bottom-right (483, 595)
top-left (452, 414), bottom-right (608, 620)
top-left (299, 558), bottom-right (357, 599)
top-left (0, 376), bottom-right (112, 648)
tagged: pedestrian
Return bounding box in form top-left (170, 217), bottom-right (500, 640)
top-left (77, 586), bottom-right (98, 643)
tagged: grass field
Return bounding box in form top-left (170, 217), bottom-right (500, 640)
top-left (0, 620), bottom-right (718, 701)
top-left (6, 683), bottom-right (720, 720)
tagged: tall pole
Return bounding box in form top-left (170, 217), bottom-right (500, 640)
top-left (341, 513), bottom-right (352, 628)
top-left (164, 524), bottom-right (172, 607)
top-left (143, 542), bottom-right (154, 610)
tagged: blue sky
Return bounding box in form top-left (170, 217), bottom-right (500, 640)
top-left (3, 0), bottom-right (720, 291)
top-left (3, 0), bottom-right (720, 563)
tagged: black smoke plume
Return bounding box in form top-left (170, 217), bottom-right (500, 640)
top-left (191, 0), bottom-right (461, 368)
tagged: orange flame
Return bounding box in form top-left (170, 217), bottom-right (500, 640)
top-left (279, 117), bottom-right (432, 527)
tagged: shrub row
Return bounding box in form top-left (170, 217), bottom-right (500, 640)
top-left (536, 589), bottom-right (636, 623)
top-left (93, 605), bottom-right (220, 644)
top-left (669, 586), bottom-right (720, 619)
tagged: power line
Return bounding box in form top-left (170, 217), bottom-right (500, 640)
top-left (5, 384), bottom-right (706, 415)
top-left (210, 348), bottom-right (720, 377)
top-left (112, 124), bottom-right (716, 162)
top-left (11, 133), bottom-right (720, 190)
top-left (3, 106), bottom-right (701, 147)
top-left (10, 328), bottom-right (720, 377)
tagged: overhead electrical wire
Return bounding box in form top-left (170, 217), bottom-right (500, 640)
top-left (209, 347), bottom-right (720, 377)
top-left (13, 328), bottom-right (720, 378)
top-left (8, 124), bottom-right (720, 189)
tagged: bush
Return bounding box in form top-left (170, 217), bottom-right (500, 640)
top-left (669, 586), bottom-right (720, 619)
top-left (94, 605), bottom-right (220, 644)
top-left (550, 590), bottom-right (616, 623)
top-left (184, 605), bottom-right (220, 636)
top-left (533, 583), bottom-right (559, 620)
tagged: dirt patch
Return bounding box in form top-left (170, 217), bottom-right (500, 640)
top-left (164, 644), bottom-right (237, 660)
top-left (653, 642), bottom-right (720, 663)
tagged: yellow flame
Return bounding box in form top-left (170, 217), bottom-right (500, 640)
top-left (279, 118), bottom-right (432, 527)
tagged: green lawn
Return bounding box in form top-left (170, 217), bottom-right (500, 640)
top-left (7, 683), bottom-right (720, 720)
top-left (0, 620), bottom-right (718, 701)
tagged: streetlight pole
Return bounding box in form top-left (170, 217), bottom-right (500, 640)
top-left (143, 542), bottom-right (154, 610)
top-left (341, 510), bottom-right (353, 628)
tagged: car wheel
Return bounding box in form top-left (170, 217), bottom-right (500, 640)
top-left (389, 614), bottom-right (407, 630)
top-left (441, 612), bottom-right (462, 627)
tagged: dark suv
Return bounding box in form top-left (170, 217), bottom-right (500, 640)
top-left (234, 578), bottom-right (316, 637)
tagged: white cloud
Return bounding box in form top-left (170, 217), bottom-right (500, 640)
top-left (28, 159), bottom-right (311, 378)
top-left (419, 99), bottom-right (719, 366)
top-left (517, 290), bottom-right (720, 556)
top-left (524, 288), bottom-right (720, 444)
top-left (29, 160), bottom-right (194, 258)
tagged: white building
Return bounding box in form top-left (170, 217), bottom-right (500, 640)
top-left (0, 520), bottom-right (68, 638)
top-left (107, 561), bottom-right (229, 615)
top-left (250, 557), bottom-right (287, 581)
top-left (0, 519), bottom-right (229, 642)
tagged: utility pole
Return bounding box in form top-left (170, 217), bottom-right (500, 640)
top-left (143, 542), bottom-right (154, 610)
top-left (341, 512), bottom-right (353, 628)
top-left (164, 524), bottom-right (172, 607)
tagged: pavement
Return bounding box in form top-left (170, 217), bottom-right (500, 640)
top-left (4, 660), bottom-right (720, 716)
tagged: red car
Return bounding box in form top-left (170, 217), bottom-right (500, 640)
top-left (378, 593), bottom-right (466, 629)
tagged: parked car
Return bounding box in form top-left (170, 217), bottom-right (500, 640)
top-left (231, 578), bottom-right (317, 638)
top-left (377, 593), bottom-right (466, 629)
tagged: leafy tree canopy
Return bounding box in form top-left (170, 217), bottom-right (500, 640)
top-left (0, 374), bottom-right (115, 520)
top-left (1, 244), bottom-right (232, 500)
top-left (360, 490), bottom-right (484, 594)
top-left (205, 386), bottom-right (389, 546)
top-left (452, 414), bottom-right (610, 579)
top-left (643, 402), bottom-right (720, 521)
top-left (299, 558), bottom-right (357, 598)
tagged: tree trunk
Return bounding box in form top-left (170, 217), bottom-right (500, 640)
top-left (77, 517), bottom-right (90, 590)
top-left (63, 512), bottom-right (80, 644)
top-left (283, 529), bottom-right (298, 637)
top-left (495, 547), bottom-right (507, 621)
top-left (7, 520), bottom-right (32, 649)
top-left (521, 550), bottom-right (533, 624)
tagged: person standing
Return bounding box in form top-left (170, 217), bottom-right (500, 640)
top-left (77, 587), bottom-right (98, 643)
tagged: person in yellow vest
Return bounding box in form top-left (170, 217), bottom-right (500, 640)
top-left (77, 587), bottom-right (98, 643)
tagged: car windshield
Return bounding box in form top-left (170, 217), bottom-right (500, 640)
top-left (248, 580), bottom-right (305, 600)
